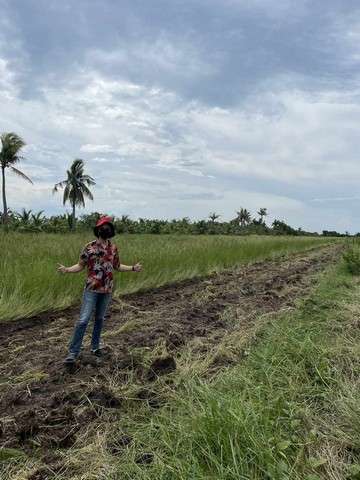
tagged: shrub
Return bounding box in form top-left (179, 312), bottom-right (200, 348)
top-left (343, 246), bottom-right (360, 274)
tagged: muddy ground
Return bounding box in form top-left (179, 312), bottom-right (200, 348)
top-left (0, 244), bottom-right (343, 473)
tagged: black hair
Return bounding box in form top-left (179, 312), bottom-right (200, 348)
top-left (93, 222), bottom-right (115, 238)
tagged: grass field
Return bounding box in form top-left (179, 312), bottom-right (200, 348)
top-left (1, 241), bottom-right (358, 480)
top-left (112, 255), bottom-right (360, 480)
top-left (0, 233), bottom-right (338, 321)
top-left (0, 237), bottom-right (360, 480)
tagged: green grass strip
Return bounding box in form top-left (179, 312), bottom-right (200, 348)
top-left (0, 233), bottom-right (337, 321)
top-left (116, 261), bottom-right (360, 479)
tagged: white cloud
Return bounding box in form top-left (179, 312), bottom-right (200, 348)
top-left (190, 89), bottom-right (360, 184)
top-left (80, 144), bottom-right (115, 154)
top-left (311, 195), bottom-right (360, 203)
top-left (0, 57), bottom-right (19, 99)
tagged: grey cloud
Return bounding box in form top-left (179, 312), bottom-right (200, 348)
top-left (3, 0), bottom-right (360, 106)
top-left (175, 192), bottom-right (224, 201)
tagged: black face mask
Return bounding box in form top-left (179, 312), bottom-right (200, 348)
top-left (98, 225), bottom-right (113, 239)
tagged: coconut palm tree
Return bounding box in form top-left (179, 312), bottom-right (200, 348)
top-left (0, 132), bottom-right (33, 223)
top-left (209, 212), bottom-right (220, 223)
top-left (257, 207), bottom-right (268, 224)
top-left (236, 208), bottom-right (251, 227)
top-left (53, 159), bottom-right (95, 230)
top-left (120, 214), bottom-right (130, 223)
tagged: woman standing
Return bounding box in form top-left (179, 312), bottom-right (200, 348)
top-left (57, 215), bottom-right (142, 364)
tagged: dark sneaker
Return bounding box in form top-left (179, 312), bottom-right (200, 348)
top-left (64, 353), bottom-right (77, 364)
top-left (91, 348), bottom-right (103, 357)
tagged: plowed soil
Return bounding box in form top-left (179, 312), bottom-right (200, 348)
top-left (0, 244), bottom-right (342, 461)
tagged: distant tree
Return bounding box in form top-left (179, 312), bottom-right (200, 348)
top-left (44, 214), bottom-right (69, 233)
top-left (209, 212), bottom-right (220, 223)
top-left (257, 207), bottom-right (268, 224)
top-left (116, 214), bottom-right (132, 233)
top-left (236, 208), bottom-right (251, 227)
top-left (53, 159), bottom-right (95, 230)
top-left (17, 208), bottom-right (33, 225)
top-left (78, 212), bottom-right (102, 229)
top-left (322, 230), bottom-right (342, 237)
top-left (31, 210), bottom-right (45, 227)
top-left (272, 219), bottom-right (297, 235)
top-left (193, 219), bottom-right (207, 234)
top-left (0, 132), bottom-right (33, 224)
top-left (120, 214), bottom-right (130, 223)
top-left (242, 209), bottom-right (252, 226)
top-left (112, 214), bottom-right (128, 234)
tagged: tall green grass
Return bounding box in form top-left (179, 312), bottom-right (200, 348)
top-left (0, 233), bottom-right (336, 321)
top-left (114, 257), bottom-right (360, 479)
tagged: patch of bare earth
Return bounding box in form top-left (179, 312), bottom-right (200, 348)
top-left (0, 244), bottom-right (342, 467)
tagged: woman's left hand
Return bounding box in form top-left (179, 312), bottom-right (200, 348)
top-left (133, 262), bottom-right (142, 272)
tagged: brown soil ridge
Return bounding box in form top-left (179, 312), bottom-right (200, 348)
top-left (0, 243), bottom-right (343, 454)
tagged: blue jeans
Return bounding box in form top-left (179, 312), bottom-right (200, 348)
top-left (69, 289), bottom-right (112, 356)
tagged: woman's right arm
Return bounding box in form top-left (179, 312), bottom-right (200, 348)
top-left (57, 263), bottom-right (85, 274)
top-left (57, 244), bottom-right (88, 274)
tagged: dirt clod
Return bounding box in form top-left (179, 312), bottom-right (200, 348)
top-left (86, 387), bottom-right (122, 408)
top-left (147, 356), bottom-right (177, 380)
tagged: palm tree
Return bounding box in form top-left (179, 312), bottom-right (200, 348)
top-left (31, 210), bottom-right (45, 227)
top-left (257, 207), bottom-right (268, 224)
top-left (0, 132), bottom-right (33, 224)
top-left (209, 212), bottom-right (220, 223)
top-left (121, 214), bottom-right (130, 222)
top-left (17, 208), bottom-right (33, 225)
top-left (236, 208), bottom-right (251, 227)
top-left (53, 159), bottom-right (95, 230)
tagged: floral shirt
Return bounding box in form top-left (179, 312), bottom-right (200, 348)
top-left (79, 239), bottom-right (120, 293)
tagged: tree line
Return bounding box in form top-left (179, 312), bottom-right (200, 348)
top-left (0, 208), bottom-right (322, 236)
top-left (0, 132), bottom-right (349, 236)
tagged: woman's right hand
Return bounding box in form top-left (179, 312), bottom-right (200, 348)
top-left (57, 263), bottom-right (68, 274)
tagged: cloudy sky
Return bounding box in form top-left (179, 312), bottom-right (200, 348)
top-left (1, 0), bottom-right (360, 232)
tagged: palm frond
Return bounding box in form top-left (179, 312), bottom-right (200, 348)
top-left (52, 180), bottom-right (68, 194)
top-left (63, 184), bottom-right (71, 205)
top-left (71, 159), bottom-right (84, 175)
top-left (81, 184), bottom-right (94, 201)
top-left (31, 210), bottom-right (44, 221)
top-left (10, 166), bottom-right (33, 184)
top-left (81, 174), bottom-right (96, 186)
top-left (74, 190), bottom-right (85, 207)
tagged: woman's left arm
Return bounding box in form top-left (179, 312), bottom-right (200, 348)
top-left (118, 263), bottom-right (142, 272)
top-left (113, 245), bottom-right (142, 272)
